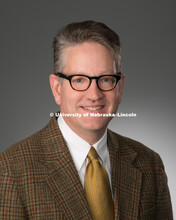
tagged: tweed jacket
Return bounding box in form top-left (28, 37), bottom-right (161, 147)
top-left (0, 116), bottom-right (173, 220)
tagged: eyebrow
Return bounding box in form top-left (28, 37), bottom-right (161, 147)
top-left (68, 70), bottom-right (115, 75)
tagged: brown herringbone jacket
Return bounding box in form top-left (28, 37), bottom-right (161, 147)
top-left (0, 116), bottom-right (173, 219)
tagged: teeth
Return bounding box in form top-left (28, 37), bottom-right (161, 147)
top-left (83, 106), bottom-right (103, 110)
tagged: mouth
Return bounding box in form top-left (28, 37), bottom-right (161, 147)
top-left (82, 106), bottom-right (104, 111)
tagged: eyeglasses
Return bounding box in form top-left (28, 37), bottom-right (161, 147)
top-left (55, 72), bottom-right (121, 91)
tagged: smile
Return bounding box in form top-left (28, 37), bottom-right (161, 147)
top-left (82, 106), bottom-right (103, 110)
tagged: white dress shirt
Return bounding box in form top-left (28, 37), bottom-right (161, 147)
top-left (57, 115), bottom-right (112, 189)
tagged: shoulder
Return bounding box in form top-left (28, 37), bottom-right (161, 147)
top-left (108, 129), bottom-right (164, 168)
top-left (0, 116), bottom-right (59, 176)
top-left (0, 128), bottom-right (42, 176)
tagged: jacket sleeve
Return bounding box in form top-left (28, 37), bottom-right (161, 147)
top-left (0, 169), bottom-right (26, 219)
top-left (155, 155), bottom-right (173, 220)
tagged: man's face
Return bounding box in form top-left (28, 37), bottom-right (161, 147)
top-left (50, 42), bottom-right (124, 138)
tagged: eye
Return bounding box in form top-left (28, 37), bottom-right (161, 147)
top-left (76, 78), bottom-right (83, 83)
top-left (100, 77), bottom-right (114, 84)
top-left (73, 78), bottom-right (84, 83)
top-left (103, 78), bottom-right (110, 82)
top-left (72, 76), bottom-right (88, 84)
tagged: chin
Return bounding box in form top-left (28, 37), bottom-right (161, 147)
top-left (80, 118), bottom-right (109, 132)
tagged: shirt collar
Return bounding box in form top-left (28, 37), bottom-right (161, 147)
top-left (57, 115), bottom-right (107, 171)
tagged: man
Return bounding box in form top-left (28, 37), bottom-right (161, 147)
top-left (0, 21), bottom-right (173, 219)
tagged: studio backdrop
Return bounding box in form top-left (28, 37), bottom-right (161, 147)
top-left (0, 0), bottom-right (175, 217)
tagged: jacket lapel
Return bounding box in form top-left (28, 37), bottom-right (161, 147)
top-left (38, 116), bottom-right (142, 219)
top-left (108, 130), bottom-right (142, 220)
top-left (39, 117), bottom-right (91, 219)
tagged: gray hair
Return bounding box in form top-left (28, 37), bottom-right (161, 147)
top-left (53, 20), bottom-right (122, 73)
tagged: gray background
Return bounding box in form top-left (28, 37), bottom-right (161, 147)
top-left (0, 0), bottom-right (175, 217)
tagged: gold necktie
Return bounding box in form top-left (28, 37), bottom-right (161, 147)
top-left (84, 147), bottom-right (114, 220)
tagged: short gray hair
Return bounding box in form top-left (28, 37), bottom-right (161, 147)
top-left (53, 20), bottom-right (122, 73)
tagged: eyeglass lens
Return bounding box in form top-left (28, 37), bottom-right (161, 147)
top-left (71, 75), bottom-right (117, 91)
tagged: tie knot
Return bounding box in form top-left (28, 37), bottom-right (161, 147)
top-left (88, 147), bottom-right (99, 161)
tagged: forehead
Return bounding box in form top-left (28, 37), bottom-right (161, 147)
top-left (63, 42), bottom-right (115, 74)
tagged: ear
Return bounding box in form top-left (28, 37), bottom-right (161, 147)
top-left (49, 74), bottom-right (61, 105)
top-left (118, 73), bottom-right (125, 103)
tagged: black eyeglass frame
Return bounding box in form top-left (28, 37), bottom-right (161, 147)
top-left (55, 72), bottom-right (121, 91)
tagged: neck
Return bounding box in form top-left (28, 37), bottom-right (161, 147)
top-left (63, 119), bottom-right (106, 145)
top-left (74, 129), bottom-right (106, 145)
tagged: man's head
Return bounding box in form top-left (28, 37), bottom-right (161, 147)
top-left (53, 20), bottom-right (122, 74)
top-left (50, 21), bottom-right (125, 144)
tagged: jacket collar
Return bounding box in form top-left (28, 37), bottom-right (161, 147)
top-left (39, 116), bottom-right (92, 219)
top-left (39, 116), bottom-right (142, 219)
top-left (108, 130), bottom-right (142, 219)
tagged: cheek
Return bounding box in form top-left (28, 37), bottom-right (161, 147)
top-left (60, 86), bottom-right (83, 107)
top-left (108, 91), bottom-right (120, 109)
top-left (109, 90), bottom-right (118, 101)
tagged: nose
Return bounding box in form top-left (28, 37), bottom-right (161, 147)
top-left (86, 79), bottom-right (103, 101)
